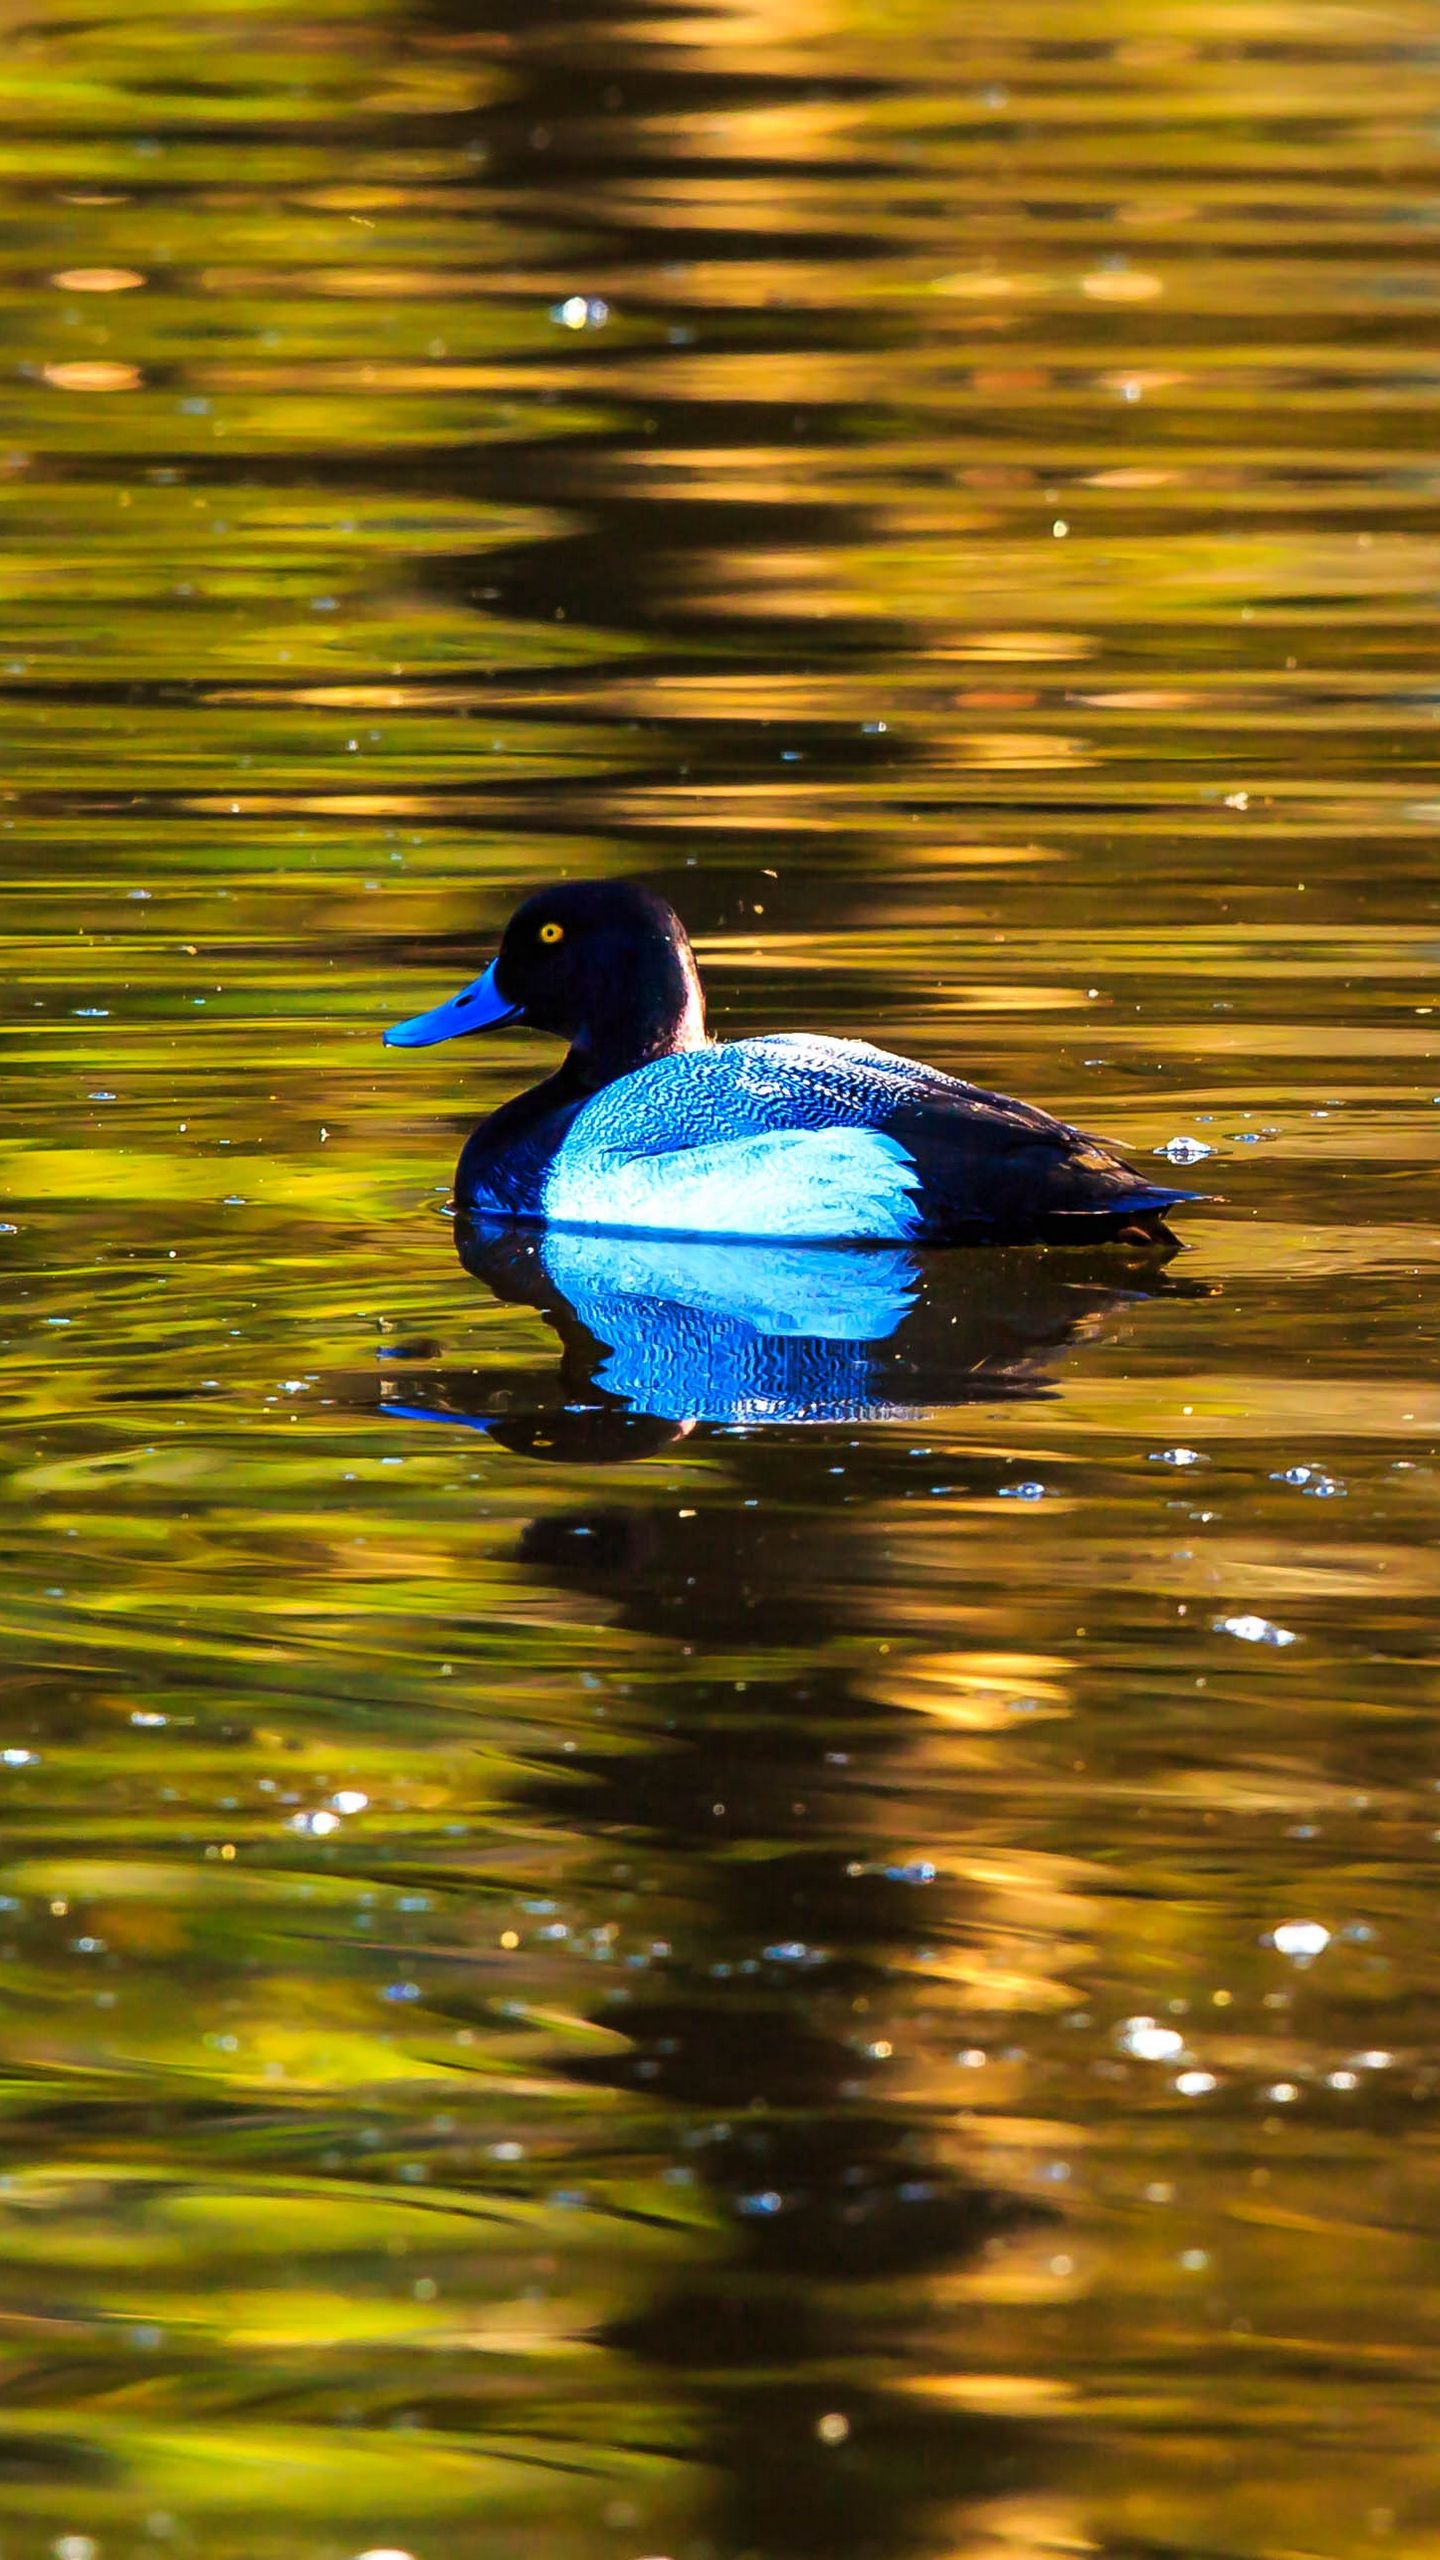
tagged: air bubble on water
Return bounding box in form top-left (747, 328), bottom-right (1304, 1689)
top-left (1214, 1613), bottom-right (1298, 1647)
top-left (550, 293), bottom-right (609, 329)
top-left (997, 1480), bottom-right (1046, 1501)
top-left (1270, 1920), bottom-right (1330, 1961)
top-left (1150, 1446), bottom-right (1202, 1467)
top-left (1174, 2070), bottom-right (1217, 2096)
top-left (1117, 2016), bottom-right (1185, 2062)
top-left (1272, 1463), bottom-right (1346, 1497)
top-left (1154, 1135), bottom-right (1214, 1164)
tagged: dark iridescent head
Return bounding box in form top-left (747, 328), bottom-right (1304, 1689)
top-left (383, 881), bottom-right (706, 1074)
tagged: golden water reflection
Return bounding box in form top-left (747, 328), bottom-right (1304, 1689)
top-left (2, 0), bottom-right (1440, 2552)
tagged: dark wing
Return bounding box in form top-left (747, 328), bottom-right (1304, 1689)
top-left (745, 1036), bottom-right (1198, 1243)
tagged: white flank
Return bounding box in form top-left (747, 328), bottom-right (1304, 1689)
top-left (542, 1124), bottom-right (922, 1242)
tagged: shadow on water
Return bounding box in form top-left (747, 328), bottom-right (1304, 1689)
top-left (375, 1219), bottom-right (1203, 1449)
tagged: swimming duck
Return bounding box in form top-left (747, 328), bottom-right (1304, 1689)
top-left (383, 881), bottom-right (1198, 1247)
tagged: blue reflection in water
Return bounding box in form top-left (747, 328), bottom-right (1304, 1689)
top-left (533, 1227), bottom-right (919, 1422)
top-left (378, 1219), bottom-right (1195, 1448)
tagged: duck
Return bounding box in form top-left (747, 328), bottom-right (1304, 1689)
top-left (383, 880), bottom-right (1200, 1248)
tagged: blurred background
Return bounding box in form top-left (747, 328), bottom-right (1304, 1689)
top-left (2, 0), bottom-right (1440, 2553)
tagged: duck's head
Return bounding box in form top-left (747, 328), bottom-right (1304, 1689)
top-left (383, 880), bottom-right (706, 1075)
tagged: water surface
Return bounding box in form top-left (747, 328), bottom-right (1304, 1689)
top-left (3, 0), bottom-right (1440, 2553)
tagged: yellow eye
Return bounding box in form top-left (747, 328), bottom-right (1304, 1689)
top-left (538, 920), bottom-right (564, 945)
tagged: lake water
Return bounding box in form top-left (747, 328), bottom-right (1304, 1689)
top-left (3, 0), bottom-right (1440, 2553)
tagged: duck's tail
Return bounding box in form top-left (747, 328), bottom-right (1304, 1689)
top-left (1036, 1186), bottom-right (1210, 1254)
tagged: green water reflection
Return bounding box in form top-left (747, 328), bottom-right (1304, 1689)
top-left (4, 0), bottom-right (1440, 2553)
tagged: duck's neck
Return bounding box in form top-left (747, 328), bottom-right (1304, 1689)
top-left (567, 943), bottom-right (707, 1087)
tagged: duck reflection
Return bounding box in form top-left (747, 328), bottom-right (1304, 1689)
top-left (377, 1217), bottom-right (1192, 1451)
